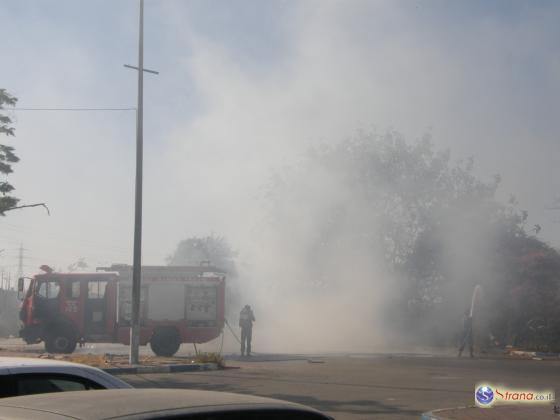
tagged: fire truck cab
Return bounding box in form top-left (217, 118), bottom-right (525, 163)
top-left (18, 265), bottom-right (226, 356)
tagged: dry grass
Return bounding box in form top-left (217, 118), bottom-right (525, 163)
top-left (33, 352), bottom-right (226, 368)
top-left (193, 352), bottom-right (225, 368)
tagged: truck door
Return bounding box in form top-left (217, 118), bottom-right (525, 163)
top-left (33, 279), bottom-right (61, 321)
top-left (60, 279), bottom-right (82, 328)
top-left (85, 279), bottom-right (108, 336)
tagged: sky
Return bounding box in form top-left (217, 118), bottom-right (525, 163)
top-left (1, 0), bottom-right (560, 282)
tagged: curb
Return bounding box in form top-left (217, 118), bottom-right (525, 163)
top-left (420, 407), bottom-right (466, 420)
top-left (103, 362), bottom-right (219, 375)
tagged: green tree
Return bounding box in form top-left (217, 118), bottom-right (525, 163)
top-left (265, 131), bottom-right (509, 289)
top-left (0, 89), bottom-right (19, 215)
top-left (167, 235), bottom-right (237, 275)
top-left (68, 258), bottom-right (89, 272)
top-left (0, 289), bottom-right (20, 337)
top-left (0, 88), bottom-right (48, 216)
top-left (263, 130), bottom-right (560, 348)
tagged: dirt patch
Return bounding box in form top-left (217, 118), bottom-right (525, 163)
top-left (0, 337), bottom-right (225, 368)
top-left (35, 353), bottom-right (198, 368)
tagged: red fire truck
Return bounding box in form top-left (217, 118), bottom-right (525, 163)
top-left (18, 264), bottom-right (226, 356)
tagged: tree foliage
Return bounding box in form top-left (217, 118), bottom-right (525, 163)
top-left (167, 235), bottom-right (237, 276)
top-left (264, 131), bottom-right (560, 349)
top-left (266, 131), bottom-right (508, 284)
top-left (0, 89), bottom-right (19, 215)
top-left (68, 258), bottom-right (89, 272)
top-left (0, 290), bottom-right (20, 337)
top-left (488, 237), bottom-right (560, 351)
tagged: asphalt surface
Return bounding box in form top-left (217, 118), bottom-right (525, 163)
top-left (0, 338), bottom-right (558, 419)
top-left (117, 354), bottom-right (560, 420)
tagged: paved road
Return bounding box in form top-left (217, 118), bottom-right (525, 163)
top-left (119, 355), bottom-right (560, 420)
top-left (0, 338), bottom-right (557, 419)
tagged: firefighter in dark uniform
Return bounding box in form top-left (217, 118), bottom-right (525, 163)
top-left (239, 305), bottom-right (255, 357)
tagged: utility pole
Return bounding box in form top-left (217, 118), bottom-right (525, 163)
top-left (0, 271), bottom-right (4, 314)
top-left (17, 244), bottom-right (25, 283)
top-left (0, 250), bottom-right (3, 289)
top-left (125, 0), bottom-right (158, 365)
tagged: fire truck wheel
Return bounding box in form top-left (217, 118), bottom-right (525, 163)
top-left (150, 328), bottom-right (181, 357)
top-left (44, 329), bottom-right (77, 354)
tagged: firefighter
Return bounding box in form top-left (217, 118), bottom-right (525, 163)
top-left (239, 304), bottom-right (255, 357)
top-left (458, 310), bottom-right (474, 358)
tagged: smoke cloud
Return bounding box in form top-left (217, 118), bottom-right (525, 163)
top-left (2, 1), bottom-right (560, 353)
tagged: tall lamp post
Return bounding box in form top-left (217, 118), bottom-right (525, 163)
top-left (125, 0), bottom-right (158, 365)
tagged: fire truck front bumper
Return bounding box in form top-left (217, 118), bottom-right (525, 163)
top-left (19, 324), bottom-right (43, 344)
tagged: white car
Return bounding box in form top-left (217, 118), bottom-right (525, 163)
top-left (0, 357), bottom-right (131, 398)
top-left (0, 388), bottom-right (334, 419)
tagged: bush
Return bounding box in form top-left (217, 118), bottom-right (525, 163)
top-left (0, 290), bottom-right (20, 337)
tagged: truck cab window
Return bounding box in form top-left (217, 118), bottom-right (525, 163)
top-left (37, 281), bottom-right (60, 299)
top-left (88, 280), bottom-right (107, 299)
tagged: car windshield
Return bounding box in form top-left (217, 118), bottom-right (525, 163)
top-left (0, 1), bottom-right (558, 418)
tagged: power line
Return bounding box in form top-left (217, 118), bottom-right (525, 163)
top-left (1, 224), bottom-right (132, 254)
top-left (2, 221), bottom-right (132, 236)
top-left (5, 107), bottom-right (136, 112)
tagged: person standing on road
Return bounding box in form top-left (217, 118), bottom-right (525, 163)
top-left (458, 310), bottom-right (474, 358)
top-left (239, 304), bottom-right (255, 357)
